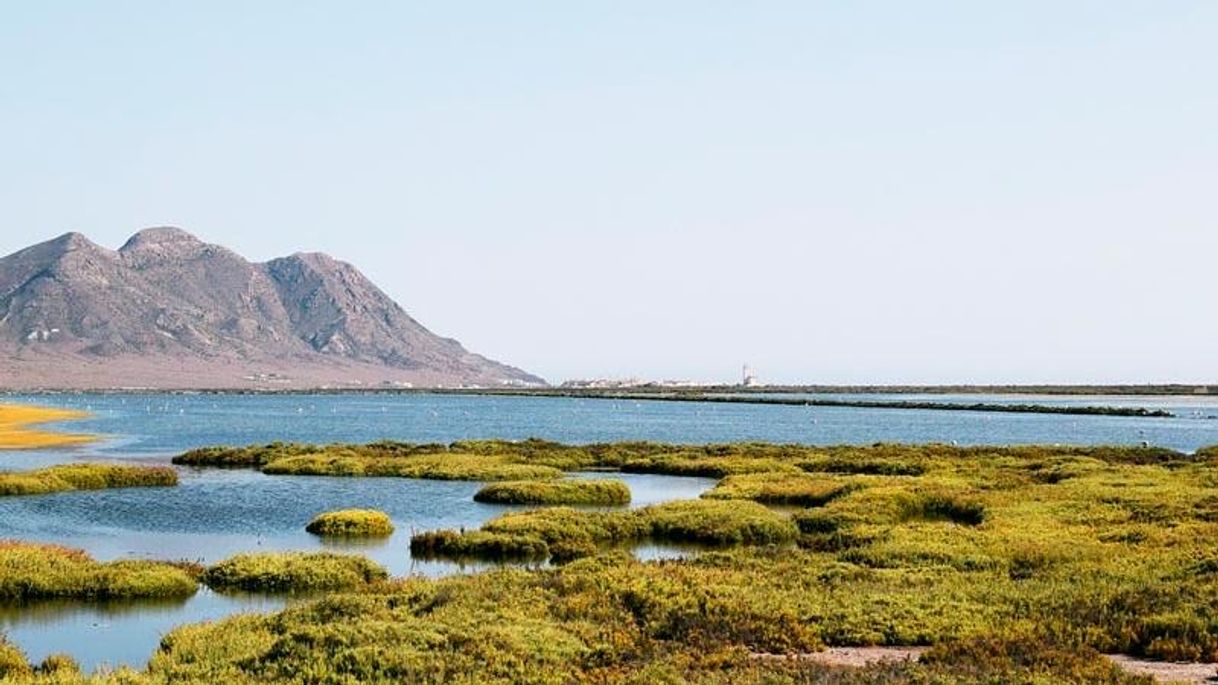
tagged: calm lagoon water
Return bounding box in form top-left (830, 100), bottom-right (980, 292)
top-left (1, 391), bottom-right (1217, 670)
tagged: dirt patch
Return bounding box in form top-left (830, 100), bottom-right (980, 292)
top-left (752, 646), bottom-right (928, 667)
top-left (1104, 655), bottom-right (1218, 684)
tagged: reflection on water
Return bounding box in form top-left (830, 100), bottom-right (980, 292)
top-left (0, 590), bottom-right (290, 670)
top-left (0, 468), bottom-right (715, 671)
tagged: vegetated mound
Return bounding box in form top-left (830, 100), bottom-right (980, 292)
top-left (0, 540), bottom-right (197, 601)
top-left (174, 439), bottom-right (1200, 481)
top-left (411, 499), bottom-right (798, 563)
top-left (201, 552), bottom-right (388, 592)
top-left (702, 472), bottom-right (858, 506)
top-left (474, 479), bottom-right (631, 505)
top-left (306, 509), bottom-right (395, 537)
top-left (0, 463), bottom-right (177, 497)
top-left (0, 228), bottom-right (544, 389)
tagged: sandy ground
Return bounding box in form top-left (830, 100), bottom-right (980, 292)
top-left (751, 647), bottom-right (928, 666)
top-left (753, 648), bottom-right (1218, 684)
top-left (0, 403), bottom-right (95, 450)
top-left (1105, 655), bottom-right (1218, 684)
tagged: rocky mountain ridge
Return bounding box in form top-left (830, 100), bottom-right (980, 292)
top-left (0, 228), bottom-right (543, 389)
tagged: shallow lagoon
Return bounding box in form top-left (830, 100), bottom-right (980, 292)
top-left (1, 391), bottom-right (1217, 670)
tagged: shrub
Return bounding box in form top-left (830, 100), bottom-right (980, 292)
top-left (646, 500), bottom-right (798, 546)
top-left (907, 493), bottom-right (986, 526)
top-left (0, 463), bottom-right (178, 497)
top-left (474, 479), bottom-right (631, 505)
top-left (410, 530), bottom-right (550, 561)
top-left (306, 509), bottom-right (395, 537)
top-left (0, 540), bottom-right (197, 601)
top-left (262, 451), bottom-right (563, 481)
top-left (0, 639), bottom-right (30, 679)
top-left (173, 441), bottom-right (319, 467)
top-left (702, 472), bottom-right (857, 506)
top-left (34, 653), bottom-right (79, 676)
top-left (202, 552), bottom-right (388, 592)
top-left (415, 500), bottom-right (797, 562)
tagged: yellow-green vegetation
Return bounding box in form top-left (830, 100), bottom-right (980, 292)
top-left (0, 463), bottom-right (177, 497)
top-left (201, 552), bottom-right (388, 592)
top-left (17, 440), bottom-right (1218, 684)
top-left (702, 472), bottom-right (858, 506)
top-left (3, 555), bottom-right (1155, 685)
top-left (0, 540), bottom-right (197, 601)
top-left (474, 479), bottom-right (632, 505)
top-left (413, 499), bottom-right (797, 562)
top-left (0, 404), bottom-right (95, 451)
top-left (305, 509), bottom-right (395, 537)
top-left (1197, 444), bottom-right (1218, 458)
top-left (176, 440), bottom-right (563, 480)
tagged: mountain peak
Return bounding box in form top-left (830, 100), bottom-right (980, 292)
top-left (0, 228), bottom-right (545, 389)
top-left (49, 231), bottom-right (102, 252)
top-left (119, 226), bottom-right (204, 252)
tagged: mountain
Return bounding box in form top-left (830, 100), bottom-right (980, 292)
top-left (0, 228), bottom-right (545, 389)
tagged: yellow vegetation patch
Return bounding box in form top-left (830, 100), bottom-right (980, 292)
top-left (0, 403), bottom-right (95, 450)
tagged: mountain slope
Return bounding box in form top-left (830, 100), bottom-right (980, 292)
top-left (0, 228), bottom-right (543, 389)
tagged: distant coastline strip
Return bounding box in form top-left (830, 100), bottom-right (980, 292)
top-left (468, 391), bottom-right (1175, 418)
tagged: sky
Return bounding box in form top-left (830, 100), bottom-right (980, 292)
top-left (1, 2), bottom-right (1215, 385)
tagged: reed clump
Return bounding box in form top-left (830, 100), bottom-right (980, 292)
top-left (413, 500), bottom-right (797, 562)
top-left (702, 472), bottom-right (858, 506)
top-left (0, 540), bottom-right (197, 601)
top-left (201, 552), bottom-right (388, 592)
top-left (0, 463), bottom-right (178, 497)
top-left (306, 509), bottom-right (395, 537)
top-left (474, 479), bottom-right (631, 505)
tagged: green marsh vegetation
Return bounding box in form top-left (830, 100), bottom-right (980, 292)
top-left (0, 541), bottom-right (196, 601)
top-left (305, 509), bottom-right (395, 537)
top-left (9, 440), bottom-right (1218, 683)
top-left (200, 551), bottom-right (388, 592)
top-left (474, 478), bottom-right (631, 505)
top-left (412, 500), bottom-right (798, 562)
top-left (0, 464), bottom-right (177, 497)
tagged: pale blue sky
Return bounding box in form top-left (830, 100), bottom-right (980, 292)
top-left (2, 2), bottom-right (1215, 384)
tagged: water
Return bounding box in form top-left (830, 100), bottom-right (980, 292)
top-left (1, 391), bottom-right (1217, 670)
top-left (4, 391), bottom-right (1218, 459)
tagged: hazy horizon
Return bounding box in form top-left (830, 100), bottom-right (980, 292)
top-left (3, 3), bottom-right (1215, 385)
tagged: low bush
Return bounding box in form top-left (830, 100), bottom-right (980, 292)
top-left (410, 530), bottom-right (550, 561)
top-left (306, 509), bottom-right (395, 537)
top-left (34, 653), bottom-right (80, 676)
top-left (474, 479), bottom-right (631, 505)
top-left (0, 638), bottom-right (30, 679)
top-left (262, 451), bottom-right (562, 481)
top-left (702, 472), bottom-right (857, 506)
top-left (202, 552), bottom-right (388, 592)
top-left (0, 463), bottom-right (177, 497)
top-left (172, 441), bottom-right (320, 467)
top-left (0, 540), bottom-right (197, 601)
top-left (416, 500), bottom-right (797, 561)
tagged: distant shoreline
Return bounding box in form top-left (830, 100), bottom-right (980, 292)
top-left (1, 383), bottom-right (1214, 396)
top-left (1, 386), bottom-right (1209, 419)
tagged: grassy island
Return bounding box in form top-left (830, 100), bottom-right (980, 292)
top-left (0, 540), bottom-right (197, 601)
top-left (0, 404), bottom-right (95, 451)
top-left (201, 552), bottom-right (388, 592)
top-left (176, 441), bottom-right (563, 480)
top-left (306, 509), bottom-right (395, 537)
top-left (474, 478), bottom-right (631, 505)
top-left (412, 499), bottom-right (797, 562)
top-left (0, 463), bottom-right (177, 497)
